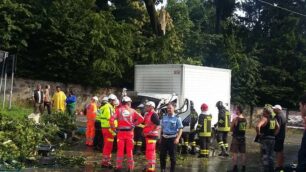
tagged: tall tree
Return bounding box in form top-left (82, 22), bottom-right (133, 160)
top-left (143, 0), bottom-right (164, 35)
top-left (214, 0), bottom-right (235, 33)
top-left (0, 0), bottom-right (39, 53)
top-left (240, 0), bottom-right (306, 107)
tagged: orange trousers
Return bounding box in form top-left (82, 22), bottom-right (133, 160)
top-left (116, 131), bottom-right (134, 170)
top-left (86, 119), bottom-right (95, 146)
top-left (145, 137), bottom-right (157, 172)
top-left (102, 128), bottom-right (115, 164)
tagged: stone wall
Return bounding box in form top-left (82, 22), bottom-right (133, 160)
top-left (2, 77), bottom-right (126, 113)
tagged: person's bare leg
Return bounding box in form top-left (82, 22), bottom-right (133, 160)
top-left (276, 151), bottom-right (284, 169)
top-left (232, 153), bottom-right (238, 172)
top-left (241, 153), bottom-right (246, 172)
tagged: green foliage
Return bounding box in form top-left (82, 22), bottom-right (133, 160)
top-left (41, 112), bottom-right (77, 132)
top-left (239, 0), bottom-right (306, 107)
top-left (54, 151), bottom-right (86, 167)
top-left (0, 105), bottom-right (32, 119)
top-left (0, 111), bottom-right (83, 170)
top-left (0, 0), bottom-right (39, 52)
top-left (0, 115), bottom-right (59, 169)
top-left (1, 0), bottom-right (306, 108)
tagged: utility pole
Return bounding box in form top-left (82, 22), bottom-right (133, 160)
top-left (9, 55), bottom-right (16, 109)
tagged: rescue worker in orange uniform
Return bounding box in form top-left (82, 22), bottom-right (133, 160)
top-left (97, 94), bottom-right (117, 168)
top-left (142, 101), bottom-right (160, 172)
top-left (86, 96), bottom-right (98, 146)
top-left (110, 96), bottom-right (144, 172)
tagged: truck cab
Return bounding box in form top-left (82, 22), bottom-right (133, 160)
top-left (135, 92), bottom-right (194, 132)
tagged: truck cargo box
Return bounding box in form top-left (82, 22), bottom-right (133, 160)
top-left (135, 64), bottom-right (231, 125)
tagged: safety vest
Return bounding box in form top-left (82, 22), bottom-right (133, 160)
top-left (116, 105), bottom-right (142, 130)
top-left (86, 102), bottom-right (97, 120)
top-left (143, 110), bottom-right (160, 137)
top-left (217, 109), bottom-right (230, 132)
top-left (261, 115), bottom-right (277, 138)
top-left (97, 103), bottom-right (114, 128)
top-left (199, 114), bottom-right (212, 137)
top-left (232, 117), bottom-right (247, 138)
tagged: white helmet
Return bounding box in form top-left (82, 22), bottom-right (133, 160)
top-left (137, 104), bottom-right (145, 108)
top-left (108, 94), bottom-right (117, 100)
top-left (115, 99), bottom-right (120, 106)
top-left (92, 96), bottom-right (98, 101)
top-left (122, 96), bottom-right (132, 102)
top-left (102, 96), bottom-right (108, 102)
top-left (145, 101), bottom-right (155, 108)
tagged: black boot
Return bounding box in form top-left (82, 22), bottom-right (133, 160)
top-left (263, 165), bottom-right (272, 172)
top-left (232, 165), bottom-right (238, 172)
top-left (101, 162), bottom-right (113, 169)
top-left (241, 165), bottom-right (246, 172)
top-left (181, 145), bottom-right (188, 154)
top-left (218, 147), bottom-right (229, 157)
top-left (198, 154), bottom-right (205, 158)
top-left (134, 145), bottom-right (142, 155)
top-left (114, 168), bottom-right (122, 172)
top-left (190, 146), bottom-right (196, 155)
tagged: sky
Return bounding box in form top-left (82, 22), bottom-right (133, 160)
top-left (156, 0), bottom-right (168, 9)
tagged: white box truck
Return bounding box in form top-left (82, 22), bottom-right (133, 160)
top-left (134, 64), bottom-right (231, 131)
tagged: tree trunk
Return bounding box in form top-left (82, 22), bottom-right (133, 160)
top-left (215, 0), bottom-right (222, 34)
top-left (144, 0), bottom-right (163, 36)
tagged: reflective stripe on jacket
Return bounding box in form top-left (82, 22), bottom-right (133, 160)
top-left (217, 109), bottom-right (230, 132)
top-left (198, 113), bottom-right (212, 137)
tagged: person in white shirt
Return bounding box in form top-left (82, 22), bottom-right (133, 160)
top-left (33, 84), bottom-right (44, 114)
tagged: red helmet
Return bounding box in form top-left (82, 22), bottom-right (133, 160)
top-left (201, 103), bottom-right (208, 111)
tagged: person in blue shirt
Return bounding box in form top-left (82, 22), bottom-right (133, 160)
top-left (66, 90), bottom-right (77, 121)
top-left (160, 103), bottom-right (183, 172)
top-left (297, 94), bottom-right (306, 172)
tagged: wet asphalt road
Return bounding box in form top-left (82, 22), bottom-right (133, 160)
top-left (22, 129), bottom-right (302, 172)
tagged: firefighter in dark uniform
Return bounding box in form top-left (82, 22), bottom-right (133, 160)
top-left (189, 102), bottom-right (198, 154)
top-left (216, 101), bottom-right (230, 157)
top-left (196, 103), bottom-right (212, 158)
top-left (256, 104), bottom-right (280, 172)
top-left (181, 101), bottom-right (198, 154)
top-left (134, 104), bottom-right (145, 155)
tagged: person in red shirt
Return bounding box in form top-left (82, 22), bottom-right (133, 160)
top-left (142, 101), bottom-right (160, 172)
top-left (86, 96), bottom-right (98, 146)
top-left (110, 96), bottom-right (144, 172)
